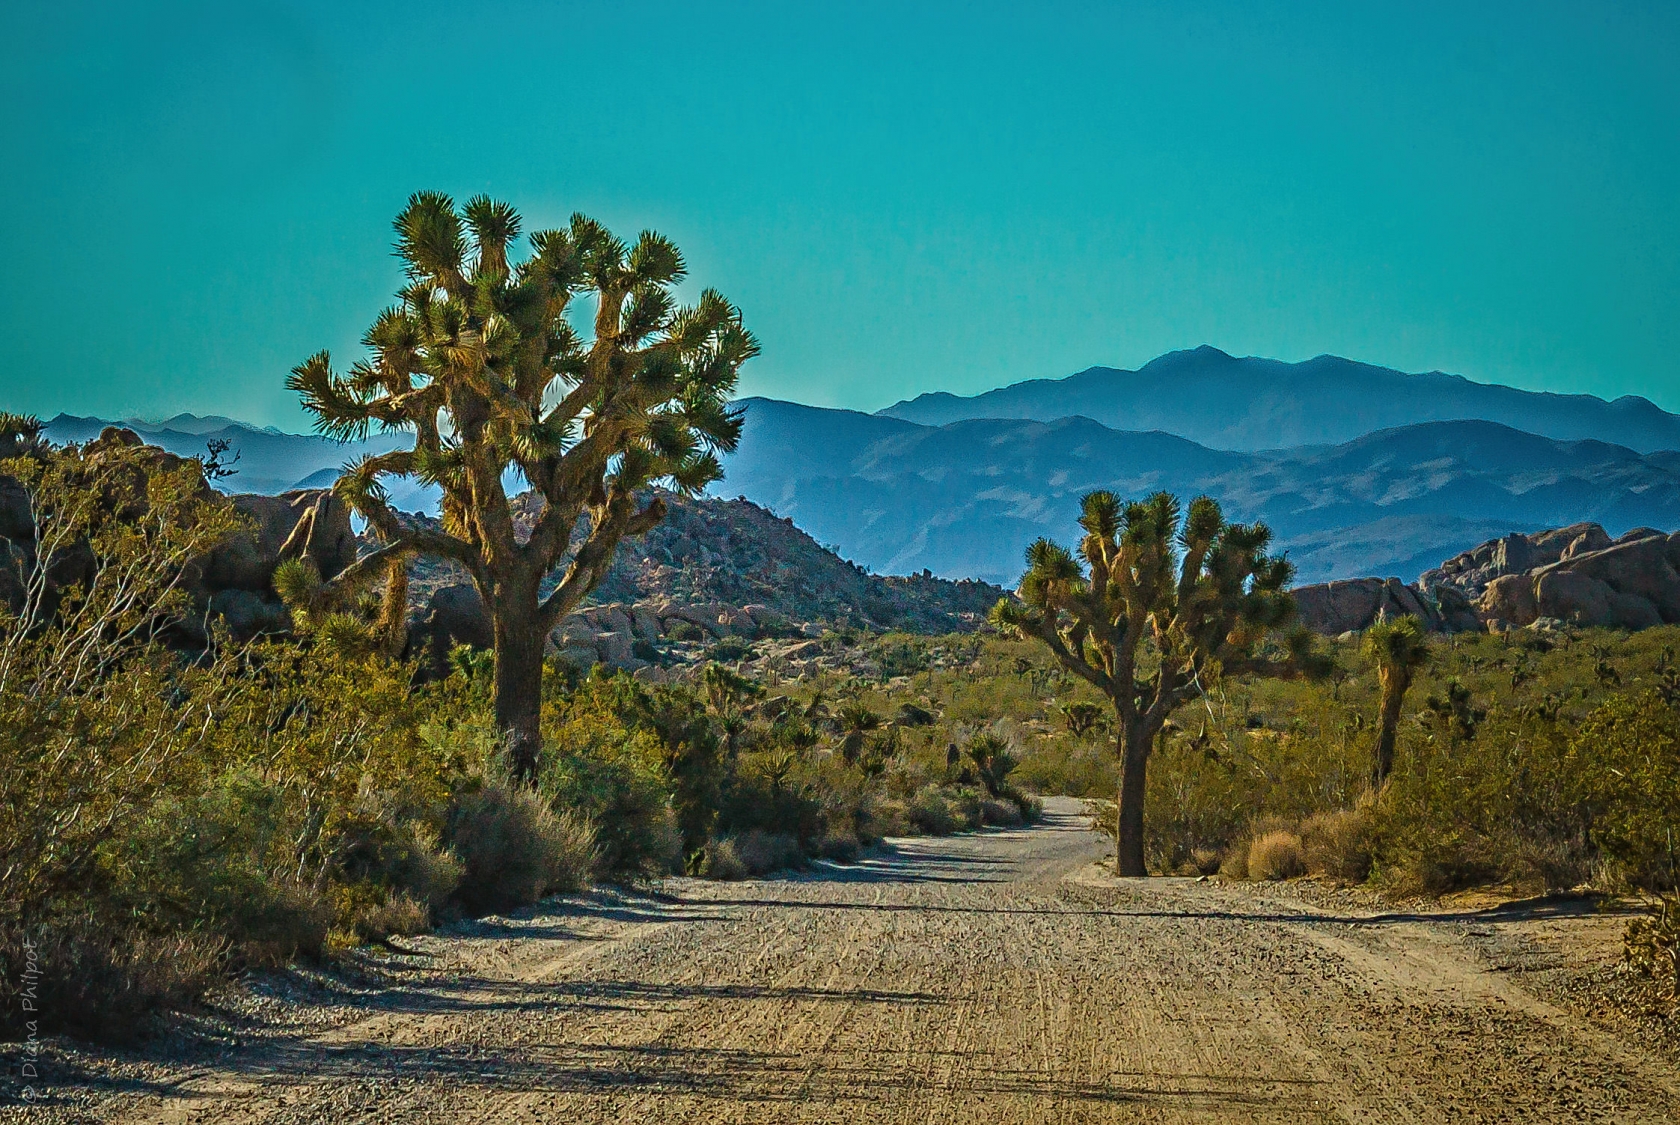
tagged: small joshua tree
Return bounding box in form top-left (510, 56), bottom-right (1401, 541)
top-left (287, 192), bottom-right (755, 783)
top-left (992, 491), bottom-right (1324, 876)
top-left (1363, 616), bottom-right (1431, 788)
top-left (833, 701), bottom-right (883, 767)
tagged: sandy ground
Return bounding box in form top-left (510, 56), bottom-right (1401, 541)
top-left (12, 798), bottom-right (1680, 1123)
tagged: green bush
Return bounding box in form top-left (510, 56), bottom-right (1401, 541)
top-left (1574, 692), bottom-right (1680, 890)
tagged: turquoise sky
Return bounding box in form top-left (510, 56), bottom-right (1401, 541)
top-left (3, 1), bottom-right (1678, 429)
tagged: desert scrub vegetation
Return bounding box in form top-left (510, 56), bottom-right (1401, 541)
top-left (0, 426), bottom-right (1030, 1041)
top-left (757, 609), bottom-right (1678, 910)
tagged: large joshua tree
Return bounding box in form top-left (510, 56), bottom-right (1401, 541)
top-left (288, 192), bottom-right (756, 783)
top-left (992, 491), bottom-right (1325, 876)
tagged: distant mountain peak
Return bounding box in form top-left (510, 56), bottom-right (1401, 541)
top-left (878, 349), bottom-right (1680, 454)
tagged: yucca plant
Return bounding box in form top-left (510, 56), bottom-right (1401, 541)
top-left (1363, 615), bottom-right (1431, 787)
top-left (288, 193), bottom-right (756, 782)
top-left (993, 491), bottom-right (1325, 876)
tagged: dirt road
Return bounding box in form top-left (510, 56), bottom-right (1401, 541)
top-left (75, 799), bottom-right (1680, 1122)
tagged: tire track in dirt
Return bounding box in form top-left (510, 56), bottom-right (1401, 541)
top-left (90, 800), bottom-right (1680, 1124)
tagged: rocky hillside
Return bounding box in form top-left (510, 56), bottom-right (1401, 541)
top-left (396, 489), bottom-right (1007, 676)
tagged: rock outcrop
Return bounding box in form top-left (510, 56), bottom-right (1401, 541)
top-left (1294, 520), bottom-right (1680, 635)
top-left (0, 427), bottom-right (353, 644)
top-left (1417, 523), bottom-right (1613, 599)
top-left (1479, 528), bottom-right (1680, 631)
top-left (1291, 577), bottom-right (1479, 636)
top-left (405, 583), bottom-right (839, 676)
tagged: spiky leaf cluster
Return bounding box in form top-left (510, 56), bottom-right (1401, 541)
top-left (991, 490), bottom-right (1324, 735)
top-left (286, 193), bottom-right (756, 629)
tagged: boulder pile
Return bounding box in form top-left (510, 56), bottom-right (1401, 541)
top-left (409, 583), bottom-right (828, 676)
top-left (1292, 521), bottom-right (1680, 635)
top-left (0, 426), bottom-right (354, 643)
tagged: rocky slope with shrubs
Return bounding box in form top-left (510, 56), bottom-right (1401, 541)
top-left (398, 489), bottom-right (1006, 676)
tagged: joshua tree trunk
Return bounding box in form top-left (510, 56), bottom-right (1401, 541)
top-left (1371, 669), bottom-right (1408, 789)
top-left (491, 585), bottom-right (547, 785)
top-left (1114, 720), bottom-right (1154, 877)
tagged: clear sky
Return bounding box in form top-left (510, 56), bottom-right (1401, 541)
top-left (3, 1), bottom-right (1678, 430)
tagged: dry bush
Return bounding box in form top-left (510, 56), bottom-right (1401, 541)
top-left (1625, 892), bottom-right (1679, 1000)
top-left (1300, 808), bottom-right (1374, 882)
top-left (446, 782), bottom-right (596, 915)
top-left (979, 798), bottom-right (1023, 827)
top-left (730, 830), bottom-right (804, 876)
top-left (336, 891), bottom-right (431, 946)
top-left (1190, 847), bottom-right (1222, 875)
top-left (701, 837), bottom-right (747, 880)
top-left (815, 830), bottom-right (861, 861)
top-left (0, 924), bottom-right (225, 1043)
top-left (1219, 844), bottom-right (1249, 880)
top-left (1248, 830), bottom-right (1307, 881)
top-left (866, 796), bottom-right (911, 838)
top-left (944, 788), bottom-right (985, 831)
top-left (907, 787), bottom-right (960, 835)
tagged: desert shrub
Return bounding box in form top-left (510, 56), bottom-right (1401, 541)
top-left (907, 787), bottom-right (959, 835)
top-left (700, 837), bottom-right (747, 880)
top-left (108, 773), bottom-right (333, 962)
top-left (709, 637), bottom-right (752, 662)
top-left (1573, 692), bottom-right (1680, 890)
top-left (1014, 737), bottom-right (1116, 797)
top-left (332, 889), bottom-right (431, 946)
top-left (979, 798), bottom-right (1023, 827)
top-left (0, 923), bottom-right (225, 1043)
top-left (1247, 830), bottom-right (1306, 881)
top-left (665, 619), bottom-right (705, 643)
top-left (871, 634), bottom-right (930, 677)
top-left (1624, 892), bottom-right (1679, 999)
top-left (1300, 808), bottom-right (1374, 882)
top-left (730, 829), bottom-right (804, 876)
top-left (542, 746), bottom-right (679, 878)
top-left (445, 781), bottom-right (596, 916)
top-left (866, 795), bottom-right (911, 838)
top-left (541, 676), bottom-right (685, 876)
top-left (1218, 843), bottom-right (1249, 880)
top-left (715, 749), bottom-right (824, 845)
top-left (815, 830), bottom-right (862, 861)
top-left (1190, 847), bottom-right (1222, 875)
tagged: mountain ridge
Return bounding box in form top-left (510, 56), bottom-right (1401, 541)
top-left (880, 346), bottom-right (1680, 453)
top-left (719, 400), bottom-right (1680, 585)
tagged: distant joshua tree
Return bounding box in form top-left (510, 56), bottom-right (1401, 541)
top-left (1363, 616), bottom-right (1431, 787)
top-left (993, 491), bottom-right (1325, 876)
top-left (287, 192), bottom-right (755, 783)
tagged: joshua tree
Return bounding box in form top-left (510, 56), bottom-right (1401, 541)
top-left (964, 733), bottom-right (1019, 799)
top-left (1060, 700), bottom-right (1106, 736)
top-left (1363, 615), bottom-right (1431, 787)
top-left (992, 491), bottom-right (1324, 876)
top-left (832, 701), bottom-right (883, 766)
top-left (287, 192), bottom-right (755, 783)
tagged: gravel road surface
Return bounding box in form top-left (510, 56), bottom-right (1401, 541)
top-left (43, 798), bottom-right (1680, 1123)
